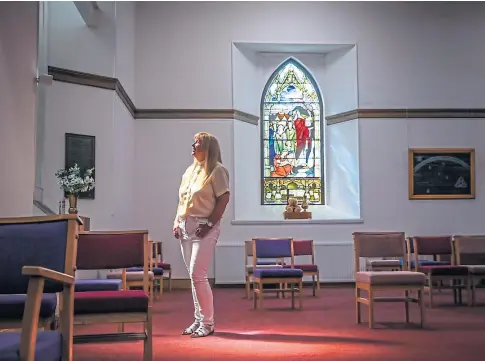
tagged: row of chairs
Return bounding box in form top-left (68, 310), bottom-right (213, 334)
top-left (0, 215), bottom-right (158, 361)
top-left (353, 232), bottom-right (485, 329)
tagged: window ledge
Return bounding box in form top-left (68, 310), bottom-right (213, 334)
top-left (230, 218), bottom-right (363, 226)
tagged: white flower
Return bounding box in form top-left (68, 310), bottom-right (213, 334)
top-left (55, 163), bottom-right (96, 195)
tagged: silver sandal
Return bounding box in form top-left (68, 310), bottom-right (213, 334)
top-left (191, 323), bottom-right (214, 338)
top-left (182, 321), bottom-right (200, 335)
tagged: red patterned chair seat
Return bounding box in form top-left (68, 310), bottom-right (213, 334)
top-left (283, 264), bottom-right (318, 272)
top-left (74, 290), bottom-right (149, 315)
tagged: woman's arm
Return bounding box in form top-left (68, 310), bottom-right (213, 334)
top-left (208, 165), bottom-right (230, 225)
top-left (196, 192), bottom-right (229, 238)
top-left (208, 192), bottom-right (230, 225)
top-left (173, 166), bottom-right (192, 229)
top-left (195, 165), bottom-right (230, 238)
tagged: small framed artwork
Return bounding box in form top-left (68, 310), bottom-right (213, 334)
top-left (408, 148), bottom-right (475, 200)
top-left (65, 133), bottom-right (96, 199)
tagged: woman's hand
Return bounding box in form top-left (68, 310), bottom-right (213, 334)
top-left (173, 226), bottom-right (180, 239)
top-left (195, 224), bottom-right (212, 239)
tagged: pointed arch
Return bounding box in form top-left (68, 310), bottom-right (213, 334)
top-left (260, 58), bottom-right (325, 205)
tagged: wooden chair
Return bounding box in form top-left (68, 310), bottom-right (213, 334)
top-left (153, 241), bottom-right (172, 292)
top-left (284, 240), bottom-right (320, 296)
top-left (410, 236), bottom-right (468, 307)
top-left (118, 239), bottom-right (156, 301)
top-left (406, 237), bottom-right (451, 270)
top-left (0, 214), bottom-right (80, 361)
top-left (252, 238), bottom-right (303, 310)
top-left (73, 230), bottom-right (152, 361)
top-left (353, 232), bottom-right (426, 329)
top-left (244, 240), bottom-right (284, 299)
top-left (453, 235), bottom-right (485, 306)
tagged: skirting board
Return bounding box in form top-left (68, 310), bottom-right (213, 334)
top-left (167, 279), bottom-right (354, 290)
top-left (169, 278), bottom-right (215, 289)
top-left (214, 242), bottom-right (357, 284)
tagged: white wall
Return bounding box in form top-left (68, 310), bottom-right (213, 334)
top-left (48, 1), bottom-right (116, 77)
top-left (323, 47), bottom-right (358, 116)
top-left (115, 1), bottom-right (135, 101)
top-left (231, 49), bottom-right (360, 221)
top-left (42, 1), bottom-right (136, 230)
top-left (326, 120), bottom-right (360, 218)
top-left (134, 120), bottom-right (233, 279)
top-left (42, 82), bottom-right (116, 228)
top-left (42, 85), bottom-right (136, 231)
top-left (112, 95), bottom-right (136, 229)
top-left (16, 1), bottom-right (483, 282)
top-left (134, 2), bottom-right (485, 109)
top-left (132, 2), bottom-right (485, 281)
top-left (0, 2), bottom-right (38, 217)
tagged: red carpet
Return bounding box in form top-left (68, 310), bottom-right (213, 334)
top-left (73, 286), bottom-right (485, 361)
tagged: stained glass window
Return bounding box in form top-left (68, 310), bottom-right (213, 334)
top-left (260, 58), bottom-right (324, 205)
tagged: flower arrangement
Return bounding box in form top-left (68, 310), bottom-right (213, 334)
top-left (55, 164), bottom-right (95, 195)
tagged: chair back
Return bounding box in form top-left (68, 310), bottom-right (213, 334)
top-left (245, 240), bottom-right (253, 257)
top-left (353, 232), bottom-right (406, 272)
top-left (152, 240), bottom-right (162, 263)
top-left (411, 236), bottom-right (453, 256)
top-left (293, 240), bottom-right (314, 256)
top-left (244, 240), bottom-right (253, 269)
top-left (77, 230), bottom-right (149, 270)
top-left (0, 215), bottom-right (80, 294)
top-left (252, 238), bottom-right (294, 268)
top-left (406, 237), bottom-right (415, 254)
top-left (453, 235), bottom-right (485, 265)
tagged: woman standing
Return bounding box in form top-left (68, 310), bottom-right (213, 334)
top-left (173, 132), bottom-right (230, 338)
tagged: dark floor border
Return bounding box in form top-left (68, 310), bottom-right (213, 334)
top-left (48, 66), bottom-right (485, 126)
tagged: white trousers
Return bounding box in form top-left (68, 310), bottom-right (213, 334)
top-left (179, 216), bottom-right (220, 326)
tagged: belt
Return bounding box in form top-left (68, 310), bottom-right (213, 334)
top-left (179, 215), bottom-right (208, 224)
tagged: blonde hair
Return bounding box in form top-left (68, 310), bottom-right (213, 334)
top-left (193, 132), bottom-right (222, 180)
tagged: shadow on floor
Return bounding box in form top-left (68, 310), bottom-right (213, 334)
top-left (213, 331), bottom-right (402, 345)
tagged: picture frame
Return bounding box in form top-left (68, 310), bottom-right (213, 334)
top-left (408, 148), bottom-right (475, 200)
top-left (65, 133), bottom-right (96, 199)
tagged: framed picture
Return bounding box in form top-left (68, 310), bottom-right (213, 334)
top-left (65, 133), bottom-right (96, 199)
top-left (408, 148), bottom-right (475, 200)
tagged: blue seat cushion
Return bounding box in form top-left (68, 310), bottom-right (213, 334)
top-left (0, 330), bottom-right (61, 361)
top-left (0, 294), bottom-right (57, 320)
top-left (75, 279), bottom-right (122, 292)
top-left (257, 260), bottom-right (285, 265)
top-left (127, 267), bottom-right (163, 276)
top-left (253, 268), bottom-right (303, 278)
top-left (399, 259), bottom-right (450, 267)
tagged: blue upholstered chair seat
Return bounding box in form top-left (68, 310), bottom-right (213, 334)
top-left (0, 294), bottom-right (57, 320)
top-left (0, 331), bottom-right (61, 361)
top-left (257, 261), bottom-right (285, 265)
top-left (74, 279), bottom-right (122, 292)
top-left (127, 267), bottom-right (163, 276)
top-left (399, 259), bottom-right (450, 267)
top-left (253, 268), bottom-right (303, 278)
